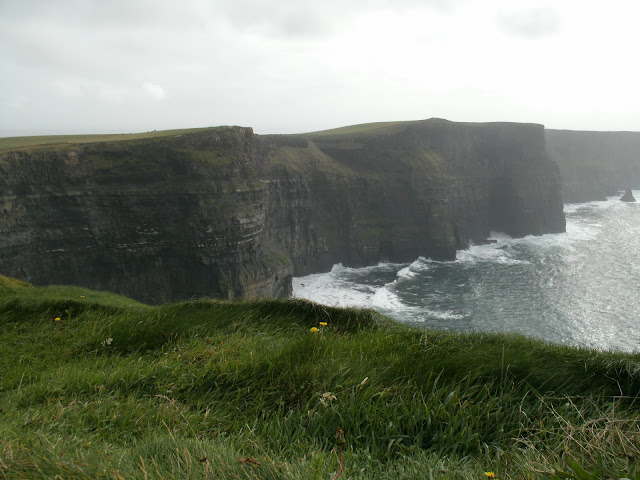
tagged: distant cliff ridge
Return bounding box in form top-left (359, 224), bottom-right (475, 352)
top-left (546, 129), bottom-right (640, 203)
top-left (0, 119), bottom-right (566, 302)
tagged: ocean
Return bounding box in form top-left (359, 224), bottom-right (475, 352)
top-left (293, 192), bottom-right (640, 352)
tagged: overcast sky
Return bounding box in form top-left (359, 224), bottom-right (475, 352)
top-left (1, 0), bottom-right (639, 136)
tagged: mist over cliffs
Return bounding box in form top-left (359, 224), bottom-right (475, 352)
top-left (546, 129), bottom-right (640, 203)
top-left (1, 119), bottom-right (567, 302)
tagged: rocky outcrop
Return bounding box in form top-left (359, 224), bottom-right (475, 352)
top-left (621, 188), bottom-right (636, 202)
top-left (0, 119), bottom-right (566, 301)
top-left (546, 129), bottom-right (640, 203)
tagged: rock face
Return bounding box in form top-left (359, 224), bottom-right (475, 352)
top-left (546, 129), bottom-right (640, 203)
top-left (621, 188), bottom-right (636, 202)
top-left (0, 119), bottom-right (566, 302)
top-left (0, 128), bottom-right (292, 302)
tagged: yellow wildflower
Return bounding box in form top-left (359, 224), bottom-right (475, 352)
top-left (484, 473), bottom-right (496, 479)
top-left (310, 327), bottom-right (319, 333)
top-left (54, 317), bottom-right (61, 322)
top-left (319, 322), bottom-right (328, 326)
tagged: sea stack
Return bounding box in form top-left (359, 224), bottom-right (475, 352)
top-left (620, 188), bottom-right (636, 202)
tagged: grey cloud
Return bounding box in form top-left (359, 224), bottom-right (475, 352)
top-left (0, 0), bottom-right (461, 49)
top-left (215, 2), bottom-right (332, 37)
top-left (498, 7), bottom-right (562, 37)
top-left (0, 0), bottom-right (206, 29)
top-left (0, 0), bottom-right (219, 79)
top-left (213, 0), bottom-right (461, 38)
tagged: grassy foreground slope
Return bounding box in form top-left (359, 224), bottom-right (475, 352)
top-left (0, 278), bottom-right (639, 479)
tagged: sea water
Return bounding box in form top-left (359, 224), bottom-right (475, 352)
top-left (293, 192), bottom-right (640, 352)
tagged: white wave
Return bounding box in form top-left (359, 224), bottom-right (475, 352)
top-left (495, 255), bottom-right (530, 265)
top-left (424, 309), bottom-right (467, 320)
top-left (402, 308), bottom-right (467, 322)
top-left (393, 256), bottom-right (437, 283)
top-left (330, 261), bottom-right (406, 275)
top-left (371, 284), bottom-right (406, 311)
top-left (451, 216), bottom-right (614, 265)
top-left (294, 261), bottom-right (410, 310)
top-left (408, 256), bottom-right (434, 271)
top-left (294, 263), bottom-right (419, 316)
top-left (488, 231), bottom-right (513, 242)
top-left (455, 242), bottom-right (528, 266)
top-left (329, 263), bottom-right (345, 274)
top-left (396, 266), bottom-right (416, 279)
top-left (565, 192), bottom-right (640, 215)
top-left (295, 267), bottom-right (467, 324)
top-left (564, 201), bottom-right (609, 215)
top-left (480, 219), bottom-right (600, 256)
top-left (293, 273), bottom-right (375, 308)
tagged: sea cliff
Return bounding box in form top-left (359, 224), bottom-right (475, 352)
top-left (0, 119), bottom-right (566, 301)
top-left (546, 129), bottom-right (640, 203)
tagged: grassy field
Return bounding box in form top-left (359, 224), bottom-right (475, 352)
top-left (0, 127), bottom-right (220, 153)
top-left (1, 276), bottom-right (639, 479)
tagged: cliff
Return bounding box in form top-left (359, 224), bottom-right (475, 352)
top-left (0, 128), bottom-right (292, 302)
top-left (0, 119), bottom-right (565, 301)
top-left (546, 129), bottom-right (640, 203)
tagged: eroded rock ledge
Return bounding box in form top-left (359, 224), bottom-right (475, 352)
top-left (0, 119), bottom-right (566, 301)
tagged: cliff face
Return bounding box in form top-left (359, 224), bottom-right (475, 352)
top-left (0, 128), bottom-right (292, 302)
top-left (0, 119), bottom-right (565, 301)
top-left (546, 129), bottom-right (640, 203)
top-left (262, 120), bottom-right (565, 277)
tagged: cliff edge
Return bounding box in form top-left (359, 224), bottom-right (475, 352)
top-left (0, 119), bottom-right (565, 301)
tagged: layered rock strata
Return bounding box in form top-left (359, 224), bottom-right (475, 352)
top-left (0, 119), bottom-right (566, 301)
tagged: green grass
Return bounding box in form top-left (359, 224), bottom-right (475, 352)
top-left (0, 121), bottom-right (414, 153)
top-left (0, 127), bottom-right (220, 153)
top-left (0, 120), bottom-right (419, 154)
top-left (267, 142), bottom-right (356, 176)
top-left (304, 120), bottom-right (420, 137)
top-left (1, 278), bottom-right (639, 479)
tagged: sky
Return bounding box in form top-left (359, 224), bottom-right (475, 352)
top-left (1, 0), bottom-right (639, 136)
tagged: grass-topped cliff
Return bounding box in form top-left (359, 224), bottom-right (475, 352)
top-left (0, 119), bottom-right (565, 303)
top-left (1, 277), bottom-right (638, 479)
